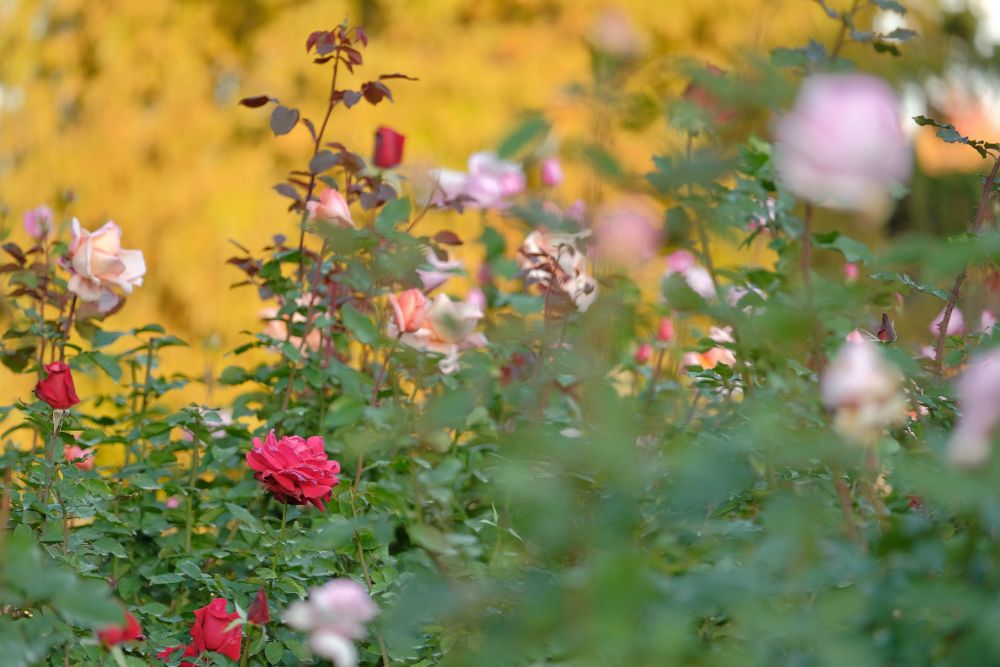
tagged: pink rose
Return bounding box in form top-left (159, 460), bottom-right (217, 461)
top-left (634, 342), bottom-right (653, 364)
top-left (395, 293), bottom-right (488, 374)
top-left (657, 317), bottom-right (674, 343)
top-left (66, 219), bottom-right (146, 313)
top-left (593, 199), bottom-right (662, 266)
top-left (844, 263), bottom-right (860, 282)
top-left (63, 444), bottom-right (95, 471)
top-left (664, 250), bottom-right (714, 299)
top-left (246, 431), bottom-right (341, 511)
top-left (389, 289), bottom-right (427, 334)
top-left (306, 188), bottom-right (354, 227)
top-left (774, 74), bottom-right (912, 219)
top-left (416, 250), bottom-right (462, 293)
top-left (284, 579), bottom-right (378, 667)
top-left (931, 307), bottom-right (965, 337)
top-left (948, 349), bottom-right (1000, 468)
top-left (23, 205), bottom-right (53, 240)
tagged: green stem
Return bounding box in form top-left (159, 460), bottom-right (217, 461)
top-left (271, 502), bottom-right (288, 573)
top-left (184, 426), bottom-right (201, 553)
top-left (239, 623), bottom-right (254, 667)
top-left (40, 410), bottom-right (64, 506)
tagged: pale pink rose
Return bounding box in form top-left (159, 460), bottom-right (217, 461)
top-left (394, 294), bottom-right (487, 374)
top-left (821, 340), bottom-right (908, 445)
top-left (845, 329), bottom-right (866, 344)
top-left (844, 263), bottom-right (860, 282)
top-left (416, 250), bottom-right (462, 293)
top-left (306, 188), bottom-right (354, 227)
top-left (465, 152), bottom-right (525, 208)
top-left (593, 199), bottom-right (662, 266)
top-left (66, 219), bottom-right (146, 313)
top-left (63, 444), bottom-right (95, 471)
top-left (664, 250), bottom-right (715, 299)
top-left (260, 295), bottom-right (323, 353)
top-left (425, 294), bottom-right (483, 344)
top-left (430, 169), bottom-right (470, 204)
top-left (588, 7), bottom-right (643, 59)
top-left (981, 309), bottom-right (997, 334)
top-left (540, 157), bottom-right (564, 187)
top-left (23, 205), bottom-right (54, 240)
top-left (284, 579), bottom-right (377, 667)
top-left (931, 307), bottom-right (965, 337)
top-left (948, 349), bottom-right (1000, 468)
top-left (774, 74), bottom-right (912, 219)
top-left (465, 287), bottom-right (487, 313)
top-left (565, 200), bottom-right (587, 225)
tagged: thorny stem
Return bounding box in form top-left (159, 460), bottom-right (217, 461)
top-left (58, 295), bottom-right (77, 362)
top-left (40, 410), bottom-right (64, 506)
top-left (184, 422), bottom-right (201, 553)
top-left (297, 54), bottom-right (343, 285)
top-left (933, 154), bottom-right (1000, 375)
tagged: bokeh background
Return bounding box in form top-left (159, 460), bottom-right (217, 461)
top-left (1, 0), bottom-right (999, 410)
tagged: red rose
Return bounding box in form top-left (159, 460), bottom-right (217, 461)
top-left (189, 598), bottom-right (242, 662)
top-left (97, 609), bottom-right (143, 646)
top-left (156, 644), bottom-right (197, 666)
top-left (34, 361), bottom-right (80, 410)
top-left (373, 126), bottom-right (405, 169)
top-left (246, 431), bottom-right (340, 511)
top-left (247, 587), bottom-right (270, 625)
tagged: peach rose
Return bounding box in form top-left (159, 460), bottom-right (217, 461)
top-left (66, 219), bottom-right (146, 313)
top-left (306, 188), bottom-right (354, 227)
top-left (388, 289), bottom-right (427, 334)
top-left (396, 293), bottom-right (487, 374)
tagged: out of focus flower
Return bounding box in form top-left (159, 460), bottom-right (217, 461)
top-left (948, 348), bottom-right (1000, 468)
top-left (773, 74), bottom-right (912, 220)
top-left (518, 229), bottom-right (598, 312)
top-left (431, 152), bottom-right (525, 210)
top-left (392, 294), bottom-right (487, 374)
top-left (247, 588), bottom-right (270, 626)
top-left (682, 64), bottom-right (737, 126)
top-left (246, 431), bottom-right (341, 511)
top-left (540, 157), bottom-right (564, 187)
top-left (97, 609), bottom-right (142, 647)
top-left (980, 309), bottom-right (997, 334)
top-left (34, 361), bottom-right (80, 410)
top-left (931, 307), bottom-right (965, 337)
top-left (465, 287), bottom-right (487, 313)
top-left (664, 250), bottom-right (715, 299)
top-left (284, 579), bottom-right (378, 667)
top-left (372, 126), bottom-right (405, 169)
top-left (593, 198), bottom-right (662, 266)
top-left (748, 198), bottom-right (777, 233)
top-left (23, 205), bottom-right (53, 240)
top-left (260, 294), bottom-right (323, 353)
top-left (657, 317), bottom-right (674, 343)
top-left (306, 188), bottom-right (354, 227)
top-left (64, 444), bottom-right (95, 471)
top-left (165, 496), bottom-right (182, 509)
top-left (845, 329), bottom-right (866, 344)
top-left (821, 340), bottom-right (908, 445)
top-left (876, 312), bottom-right (897, 343)
top-left (634, 342), bottom-right (653, 364)
top-left (66, 219), bottom-right (146, 313)
top-left (416, 250), bottom-right (462, 293)
top-left (844, 263), bottom-right (860, 282)
top-left (683, 326), bottom-right (736, 369)
top-left (587, 7), bottom-right (643, 59)
top-left (388, 288), bottom-right (427, 334)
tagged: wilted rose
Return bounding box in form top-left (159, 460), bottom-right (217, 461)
top-left (774, 73), bottom-right (912, 220)
top-left (34, 361), bottom-right (80, 410)
top-left (518, 229), bottom-right (598, 312)
top-left (246, 431), bottom-right (341, 511)
top-left (66, 219), bottom-right (146, 313)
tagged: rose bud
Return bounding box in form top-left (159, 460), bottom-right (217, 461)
top-left (306, 188), bottom-right (354, 227)
top-left (248, 588), bottom-right (270, 625)
top-left (373, 126), bottom-right (405, 169)
top-left (540, 157), bottom-right (564, 187)
top-left (34, 361), bottom-right (81, 410)
top-left (634, 342), bottom-right (653, 365)
top-left (876, 313), bottom-right (897, 343)
top-left (844, 263), bottom-right (860, 282)
top-left (388, 289), bottom-right (427, 334)
top-left (97, 609), bottom-right (143, 646)
top-left (246, 431), bottom-right (341, 511)
top-left (23, 205), bottom-right (54, 240)
top-left (656, 317), bottom-right (674, 343)
top-left (189, 598), bottom-right (243, 662)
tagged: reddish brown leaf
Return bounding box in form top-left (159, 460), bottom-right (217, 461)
top-left (434, 231), bottom-right (463, 246)
top-left (378, 73), bottom-right (419, 81)
top-left (238, 95), bottom-right (272, 108)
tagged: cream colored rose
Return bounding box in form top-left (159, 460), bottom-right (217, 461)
top-left (66, 219), bottom-right (146, 313)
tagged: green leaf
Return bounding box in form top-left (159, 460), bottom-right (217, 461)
top-left (265, 641), bottom-right (285, 664)
top-left (226, 502), bottom-right (265, 534)
top-left (812, 231), bottom-right (873, 263)
top-left (91, 537), bottom-right (127, 559)
top-left (341, 305), bottom-right (379, 346)
top-left (497, 113), bottom-right (550, 159)
top-left (375, 197), bottom-right (411, 235)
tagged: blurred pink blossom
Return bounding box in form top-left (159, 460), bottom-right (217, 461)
top-left (63, 444), bottom-right (95, 471)
top-left (634, 342), bottom-right (653, 364)
top-left (540, 157), bottom-right (564, 187)
top-left (948, 349), bottom-right (1000, 468)
top-left (980, 309), bottom-right (997, 334)
top-left (431, 152), bottom-right (525, 210)
top-left (593, 199), bottom-right (662, 266)
top-left (284, 579), bottom-right (377, 667)
top-left (306, 188), bottom-right (354, 227)
top-left (682, 326), bottom-right (736, 369)
top-left (774, 74), bottom-right (912, 219)
top-left (931, 307), bottom-right (965, 337)
top-left (664, 250), bottom-right (714, 299)
top-left (844, 263), bottom-right (860, 282)
top-left (656, 317), bottom-right (674, 343)
top-left (821, 340), bottom-right (907, 445)
top-left (845, 329), bottom-right (866, 344)
top-left (23, 205), bottom-right (53, 240)
top-left (416, 250), bottom-right (462, 293)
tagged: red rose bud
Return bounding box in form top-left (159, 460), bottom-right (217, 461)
top-left (635, 342), bottom-right (653, 364)
top-left (34, 361), bottom-right (80, 410)
top-left (876, 313), bottom-right (896, 343)
top-left (656, 317), bottom-right (675, 343)
top-left (373, 126), bottom-right (405, 168)
top-left (247, 587), bottom-right (270, 625)
top-left (97, 609), bottom-right (143, 646)
top-left (189, 598), bottom-right (242, 662)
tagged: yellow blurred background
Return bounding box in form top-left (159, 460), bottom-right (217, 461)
top-left (1, 0), bottom-right (998, 415)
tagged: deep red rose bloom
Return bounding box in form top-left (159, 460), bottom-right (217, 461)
top-left (34, 361), bottom-right (80, 409)
top-left (247, 587), bottom-right (270, 625)
top-left (97, 609), bottom-right (142, 646)
top-left (246, 431), bottom-right (340, 511)
top-left (189, 598), bottom-right (242, 662)
top-left (156, 644), bottom-right (197, 667)
top-left (373, 126), bottom-right (405, 169)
